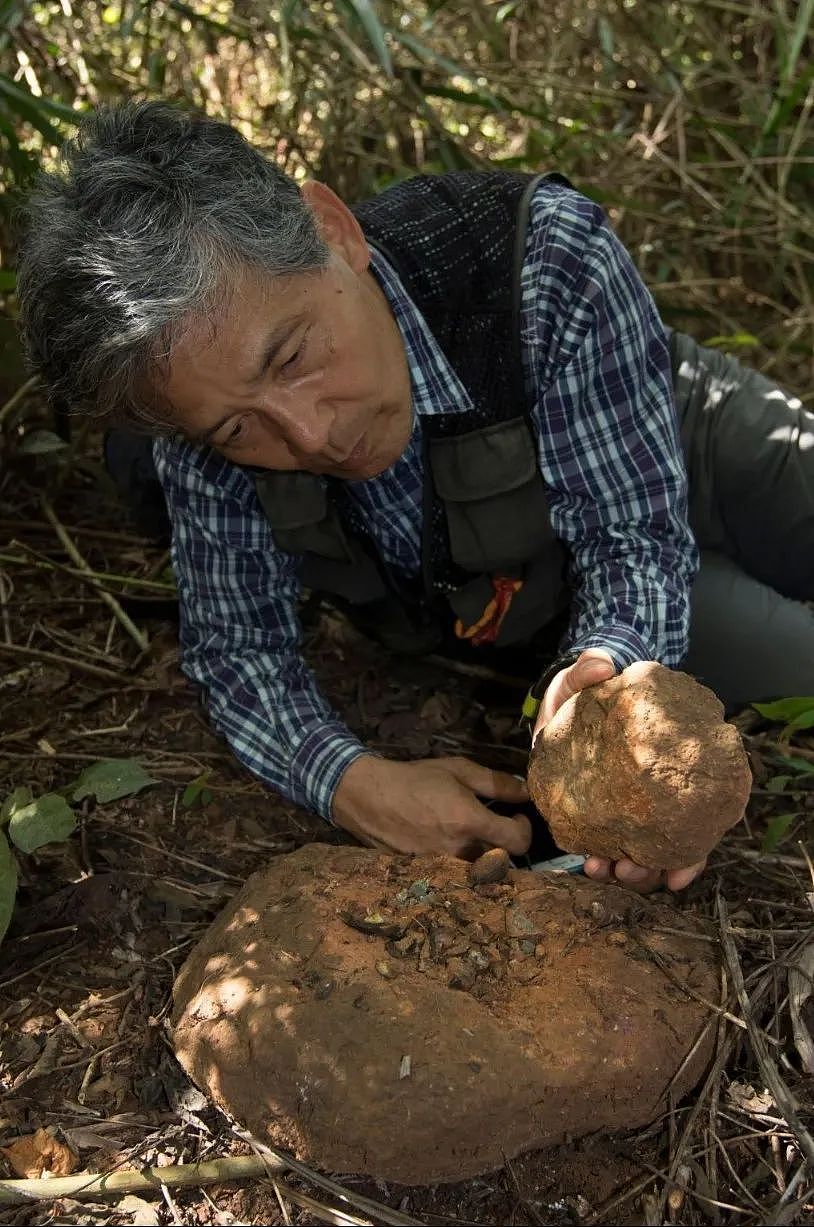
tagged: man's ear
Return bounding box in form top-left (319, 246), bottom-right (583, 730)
top-left (301, 181), bottom-right (370, 274)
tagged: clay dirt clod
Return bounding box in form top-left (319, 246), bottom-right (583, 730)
top-left (172, 843), bottom-right (720, 1184)
top-left (528, 661), bottom-right (752, 869)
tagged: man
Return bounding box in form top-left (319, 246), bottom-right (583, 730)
top-left (17, 102), bottom-right (814, 892)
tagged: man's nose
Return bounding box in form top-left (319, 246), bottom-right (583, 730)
top-left (259, 391), bottom-right (330, 457)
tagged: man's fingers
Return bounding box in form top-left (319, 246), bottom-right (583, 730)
top-left (442, 757), bottom-right (529, 802)
top-left (614, 859), bottom-right (662, 892)
top-left (538, 649), bottom-right (616, 728)
top-left (583, 855), bottom-right (613, 883)
top-left (666, 860), bottom-right (707, 891)
top-left (474, 808), bottom-right (533, 856)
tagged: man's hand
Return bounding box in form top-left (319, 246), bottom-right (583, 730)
top-left (332, 754), bottom-right (532, 858)
top-left (532, 647), bottom-right (705, 893)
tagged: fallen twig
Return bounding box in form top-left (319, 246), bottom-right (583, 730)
top-left (41, 497), bottom-right (149, 653)
top-left (0, 641), bottom-right (136, 685)
top-left (0, 547), bottom-right (175, 592)
top-left (0, 376), bottom-right (39, 428)
top-left (232, 1127), bottom-right (423, 1226)
top-left (717, 892), bottom-right (814, 1169)
top-left (0, 1153), bottom-right (283, 1207)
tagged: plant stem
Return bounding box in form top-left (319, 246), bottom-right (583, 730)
top-left (40, 498), bottom-right (149, 653)
top-left (0, 1154), bottom-right (283, 1207)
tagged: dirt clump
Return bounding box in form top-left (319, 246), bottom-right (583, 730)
top-left (172, 843), bottom-right (719, 1184)
top-left (528, 661), bottom-right (751, 869)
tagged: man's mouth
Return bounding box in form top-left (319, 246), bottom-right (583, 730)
top-left (333, 429), bottom-right (371, 469)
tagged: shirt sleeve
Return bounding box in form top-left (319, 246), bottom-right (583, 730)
top-left (152, 438), bottom-right (372, 819)
top-left (523, 183), bottom-right (699, 670)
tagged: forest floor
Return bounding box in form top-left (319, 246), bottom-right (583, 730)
top-left (0, 441), bottom-right (813, 1227)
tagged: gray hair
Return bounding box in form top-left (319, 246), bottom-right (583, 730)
top-left (16, 101), bottom-right (329, 432)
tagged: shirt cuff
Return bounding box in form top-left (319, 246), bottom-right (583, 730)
top-left (562, 624), bottom-right (654, 674)
top-left (288, 724), bottom-right (377, 822)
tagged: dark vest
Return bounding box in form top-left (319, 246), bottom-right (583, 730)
top-left (255, 171), bottom-right (572, 652)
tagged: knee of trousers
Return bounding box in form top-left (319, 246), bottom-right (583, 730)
top-left (683, 551), bottom-right (814, 710)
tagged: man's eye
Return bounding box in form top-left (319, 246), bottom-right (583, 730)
top-left (221, 417), bottom-right (248, 446)
top-left (280, 326), bottom-right (310, 374)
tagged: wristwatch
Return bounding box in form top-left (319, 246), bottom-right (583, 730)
top-left (520, 651), bottom-right (581, 732)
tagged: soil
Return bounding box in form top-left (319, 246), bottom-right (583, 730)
top-left (1, 457), bottom-right (812, 1223)
top-left (528, 662), bottom-right (752, 868)
top-left (172, 844), bottom-right (719, 1184)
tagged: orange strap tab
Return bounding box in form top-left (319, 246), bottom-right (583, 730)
top-left (454, 575), bottom-right (523, 646)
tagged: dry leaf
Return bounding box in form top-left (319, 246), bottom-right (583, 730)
top-left (789, 939), bottom-right (814, 1074)
top-left (117, 1194), bottom-right (161, 1226)
top-left (727, 1081), bottom-right (774, 1115)
top-left (419, 692), bottom-right (462, 730)
top-left (1, 1127), bottom-right (77, 1178)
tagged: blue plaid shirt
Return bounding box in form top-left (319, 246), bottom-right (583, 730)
top-left (154, 181), bottom-right (698, 820)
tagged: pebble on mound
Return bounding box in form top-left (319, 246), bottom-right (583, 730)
top-left (172, 843), bottom-right (719, 1185)
top-left (528, 661), bottom-right (752, 869)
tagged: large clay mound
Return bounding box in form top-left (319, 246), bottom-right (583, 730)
top-left (172, 844), bottom-right (719, 1184)
top-left (529, 661), bottom-right (752, 869)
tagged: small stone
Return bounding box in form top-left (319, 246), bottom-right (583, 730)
top-left (447, 957), bottom-right (477, 991)
top-left (428, 923), bottom-right (455, 958)
top-left (386, 932), bottom-right (421, 959)
top-left (467, 848), bottom-right (511, 886)
top-left (467, 948), bottom-right (490, 971)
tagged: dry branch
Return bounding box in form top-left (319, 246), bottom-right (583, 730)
top-left (0, 1153), bottom-right (282, 1207)
top-left (40, 497), bottom-right (149, 653)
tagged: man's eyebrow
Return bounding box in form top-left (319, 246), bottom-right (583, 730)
top-left (247, 314), bottom-right (304, 383)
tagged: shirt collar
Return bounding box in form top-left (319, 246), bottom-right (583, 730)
top-left (368, 244), bottom-right (473, 419)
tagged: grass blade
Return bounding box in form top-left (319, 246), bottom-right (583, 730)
top-left (334, 0), bottom-right (393, 77)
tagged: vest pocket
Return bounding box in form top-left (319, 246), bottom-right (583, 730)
top-left (255, 472), bottom-right (355, 562)
top-left (429, 418), bottom-right (556, 572)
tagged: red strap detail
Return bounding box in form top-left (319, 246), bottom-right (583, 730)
top-left (454, 575), bottom-right (523, 646)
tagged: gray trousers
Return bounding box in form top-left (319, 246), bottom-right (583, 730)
top-left (674, 333), bottom-right (814, 707)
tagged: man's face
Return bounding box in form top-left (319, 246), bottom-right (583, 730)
top-left (158, 183), bottom-right (413, 480)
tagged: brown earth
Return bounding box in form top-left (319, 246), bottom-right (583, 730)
top-left (172, 843), bottom-right (720, 1185)
top-left (528, 662), bottom-right (752, 868)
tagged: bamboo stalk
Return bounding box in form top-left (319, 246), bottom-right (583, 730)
top-left (0, 1154), bottom-right (283, 1207)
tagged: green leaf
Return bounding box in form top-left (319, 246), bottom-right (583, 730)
top-left (495, 1), bottom-right (519, 22)
top-left (775, 755), bottom-right (814, 775)
top-left (0, 268), bottom-right (15, 292)
top-left (0, 786), bottom-right (33, 827)
top-left (17, 429), bottom-right (69, 455)
top-left (597, 16), bottom-right (615, 62)
top-left (0, 831), bottom-right (17, 945)
top-left (72, 759), bottom-right (158, 804)
top-left (182, 772), bottom-right (213, 809)
top-left (765, 774), bottom-right (791, 794)
top-left (762, 812), bottom-right (798, 854)
top-left (702, 332), bottom-right (760, 349)
top-left (753, 697), bottom-right (814, 723)
top-left (0, 73), bottom-right (77, 137)
top-left (8, 793), bottom-right (76, 854)
top-left (334, 0), bottom-right (393, 77)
